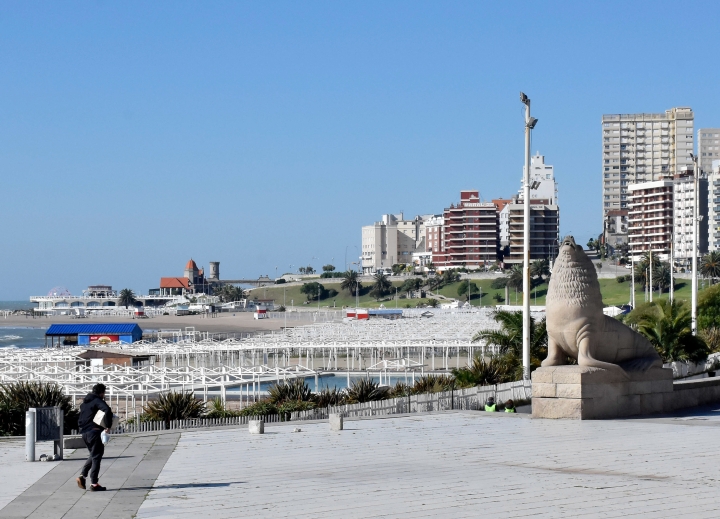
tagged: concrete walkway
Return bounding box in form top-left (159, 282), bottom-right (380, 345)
top-left (137, 412), bottom-right (720, 519)
top-left (0, 434), bottom-right (178, 519)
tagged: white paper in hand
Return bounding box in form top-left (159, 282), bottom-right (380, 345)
top-left (93, 410), bottom-right (107, 428)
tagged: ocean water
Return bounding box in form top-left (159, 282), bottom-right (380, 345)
top-left (0, 300), bottom-right (35, 311)
top-left (0, 326), bottom-right (47, 349)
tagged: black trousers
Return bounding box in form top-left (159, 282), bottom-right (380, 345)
top-left (81, 430), bottom-right (105, 484)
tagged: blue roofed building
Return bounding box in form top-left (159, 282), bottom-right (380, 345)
top-left (45, 323), bottom-right (143, 347)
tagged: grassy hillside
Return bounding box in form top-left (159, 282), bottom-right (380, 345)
top-left (248, 276), bottom-right (697, 309)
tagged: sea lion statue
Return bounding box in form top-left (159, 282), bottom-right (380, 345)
top-left (543, 236), bottom-right (662, 376)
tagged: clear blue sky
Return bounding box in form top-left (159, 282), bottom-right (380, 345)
top-left (2, 1), bottom-right (719, 299)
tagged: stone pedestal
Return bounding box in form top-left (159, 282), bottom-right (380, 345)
top-left (249, 420), bottom-right (265, 434)
top-left (329, 414), bottom-right (343, 431)
top-left (532, 365), bottom-right (673, 419)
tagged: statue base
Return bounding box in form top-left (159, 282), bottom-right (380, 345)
top-left (532, 365), bottom-right (674, 419)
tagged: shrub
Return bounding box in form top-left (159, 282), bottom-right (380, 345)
top-left (699, 284), bottom-right (720, 331)
top-left (143, 391), bottom-right (206, 429)
top-left (616, 276), bottom-right (627, 283)
top-left (205, 398), bottom-right (240, 419)
top-left (267, 379), bottom-right (313, 404)
top-left (411, 375), bottom-right (455, 394)
top-left (491, 278), bottom-right (508, 289)
top-left (0, 381), bottom-right (78, 436)
top-left (452, 354), bottom-right (520, 387)
top-left (388, 382), bottom-right (411, 398)
top-left (277, 400), bottom-right (315, 420)
top-left (239, 401), bottom-right (278, 417)
top-left (312, 387), bottom-right (346, 407)
top-left (276, 305), bottom-right (286, 312)
top-left (345, 378), bottom-right (389, 403)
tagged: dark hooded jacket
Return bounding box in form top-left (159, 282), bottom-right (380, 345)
top-left (78, 393), bottom-right (112, 434)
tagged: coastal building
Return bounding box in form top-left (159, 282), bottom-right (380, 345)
top-left (709, 160), bottom-right (720, 251)
top-left (44, 323), bottom-right (143, 347)
top-left (152, 259), bottom-right (218, 295)
top-left (31, 286), bottom-right (179, 314)
top-left (604, 209), bottom-right (629, 248)
top-left (502, 202), bottom-right (560, 265)
top-left (425, 214), bottom-right (444, 267)
top-left (673, 168), bottom-right (708, 267)
top-left (602, 108), bottom-right (694, 223)
top-left (698, 129), bottom-right (720, 173)
top-left (361, 213), bottom-right (430, 274)
top-left (493, 198), bottom-right (513, 247)
top-left (517, 152), bottom-right (558, 205)
top-left (432, 190), bottom-right (498, 269)
top-left (627, 180), bottom-right (674, 261)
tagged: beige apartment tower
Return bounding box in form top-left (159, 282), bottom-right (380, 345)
top-left (698, 129), bottom-right (720, 173)
top-left (602, 108), bottom-right (694, 220)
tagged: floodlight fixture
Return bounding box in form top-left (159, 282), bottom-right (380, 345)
top-left (528, 117), bottom-right (538, 129)
top-left (520, 92), bottom-right (529, 105)
top-left (531, 181), bottom-right (541, 190)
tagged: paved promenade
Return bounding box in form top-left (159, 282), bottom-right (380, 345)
top-left (0, 434), bottom-right (178, 519)
top-left (2, 410), bottom-right (720, 518)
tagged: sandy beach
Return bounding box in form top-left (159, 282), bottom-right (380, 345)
top-left (0, 311), bottom-right (319, 334)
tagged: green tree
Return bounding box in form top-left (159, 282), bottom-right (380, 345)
top-left (213, 285), bottom-right (245, 303)
top-left (699, 284), bottom-right (720, 331)
top-left (627, 299), bottom-right (709, 363)
top-left (457, 280), bottom-right (480, 301)
top-left (370, 272), bottom-right (392, 300)
top-left (401, 277), bottom-right (423, 296)
top-left (531, 259), bottom-right (550, 282)
top-left (391, 264), bottom-right (406, 275)
top-left (700, 251), bottom-right (720, 283)
top-left (322, 264), bottom-right (336, 272)
top-left (340, 270), bottom-right (362, 296)
top-left (472, 310), bottom-right (548, 369)
top-left (427, 298), bottom-right (439, 308)
top-left (118, 288), bottom-right (138, 308)
top-left (507, 265), bottom-right (523, 290)
top-left (300, 282), bottom-right (326, 301)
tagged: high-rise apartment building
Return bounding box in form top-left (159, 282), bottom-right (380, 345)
top-left (709, 161), bottom-right (720, 251)
top-left (673, 169), bottom-right (708, 266)
top-left (602, 108), bottom-right (694, 220)
top-left (502, 203), bottom-right (560, 264)
top-left (627, 180), bottom-right (674, 261)
top-left (698, 129), bottom-right (720, 173)
top-left (432, 190), bottom-right (498, 269)
top-left (361, 213), bottom-right (429, 274)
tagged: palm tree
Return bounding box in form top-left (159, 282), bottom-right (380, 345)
top-left (631, 299), bottom-right (708, 363)
top-left (701, 251), bottom-right (720, 284)
top-left (507, 265), bottom-right (523, 290)
top-left (370, 272), bottom-right (392, 300)
top-left (472, 310), bottom-right (548, 365)
top-left (633, 252), bottom-right (662, 289)
top-left (143, 391), bottom-right (206, 430)
top-left (118, 288), bottom-right (138, 308)
top-left (531, 259), bottom-right (550, 282)
top-left (340, 270), bottom-right (362, 296)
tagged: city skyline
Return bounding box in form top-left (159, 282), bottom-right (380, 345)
top-left (3, 1), bottom-right (720, 299)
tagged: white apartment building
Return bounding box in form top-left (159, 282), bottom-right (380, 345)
top-left (518, 152), bottom-right (558, 205)
top-left (698, 129), bottom-right (720, 173)
top-left (673, 169), bottom-right (708, 266)
top-left (602, 108), bottom-right (694, 219)
top-left (627, 180), bottom-right (674, 261)
top-left (708, 160), bottom-right (720, 251)
top-left (361, 213), bottom-right (429, 274)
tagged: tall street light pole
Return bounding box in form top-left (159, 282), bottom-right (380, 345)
top-left (690, 153), bottom-right (699, 335)
top-left (520, 92), bottom-right (538, 380)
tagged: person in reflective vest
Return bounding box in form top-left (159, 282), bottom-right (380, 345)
top-left (504, 399), bottom-right (516, 413)
top-left (484, 396), bottom-right (497, 412)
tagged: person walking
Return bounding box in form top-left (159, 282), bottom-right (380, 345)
top-left (504, 399), bottom-right (516, 413)
top-left (76, 383), bottom-right (113, 491)
top-left (484, 396), bottom-right (497, 412)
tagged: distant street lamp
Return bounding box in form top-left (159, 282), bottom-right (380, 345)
top-left (690, 153), bottom-right (699, 335)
